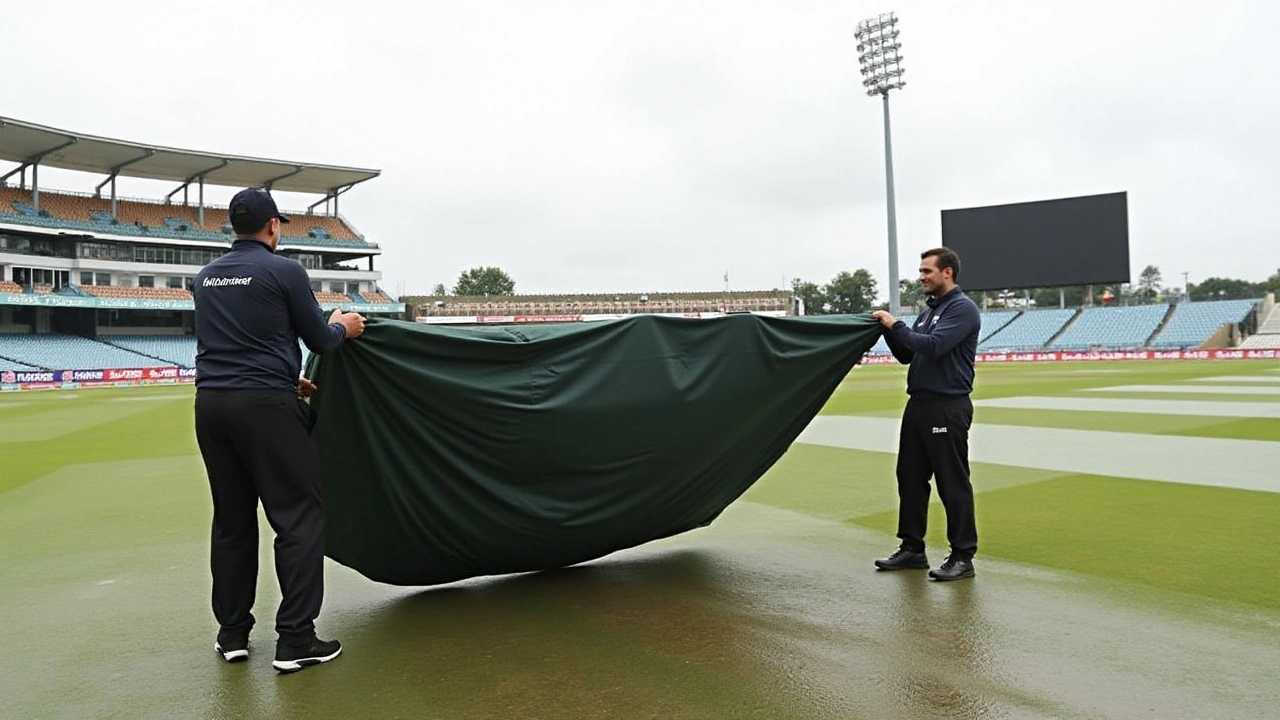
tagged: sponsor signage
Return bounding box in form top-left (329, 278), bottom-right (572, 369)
top-left (860, 349), bottom-right (1278, 365)
top-left (0, 292), bottom-right (97, 308)
top-left (0, 366), bottom-right (198, 391)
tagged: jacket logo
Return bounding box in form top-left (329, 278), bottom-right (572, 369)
top-left (202, 276), bottom-right (253, 287)
top-left (932, 426), bottom-right (948, 434)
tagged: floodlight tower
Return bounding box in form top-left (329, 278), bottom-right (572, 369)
top-left (855, 12), bottom-right (906, 313)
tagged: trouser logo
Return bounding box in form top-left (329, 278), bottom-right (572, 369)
top-left (932, 426), bottom-right (948, 434)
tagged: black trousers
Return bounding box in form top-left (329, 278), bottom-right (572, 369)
top-left (194, 388), bottom-right (325, 644)
top-left (895, 395), bottom-right (977, 559)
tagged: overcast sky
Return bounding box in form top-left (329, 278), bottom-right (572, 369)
top-left (5, 0), bottom-right (1278, 298)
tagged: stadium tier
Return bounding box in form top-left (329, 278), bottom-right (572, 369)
top-left (1049, 304), bottom-right (1170, 350)
top-left (101, 335), bottom-right (197, 367)
top-left (977, 310), bottom-right (1019, 344)
top-left (0, 357), bottom-right (41, 371)
top-left (0, 333), bottom-right (174, 369)
top-left (0, 114), bottom-right (400, 341)
top-left (415, 291), bottom-right (791, 318)
top-left (978, 308), bottom-right (1078, 351)
top-left (0, 185), bottom-right (372, 249)
top-left (1239, 303), bottom-right (1280, 348)
top-left (1148, 299), bottom-right (1258, 349)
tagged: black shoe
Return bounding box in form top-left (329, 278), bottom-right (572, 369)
top-left (273, 638), bottom-right (342, 674)
top-left (874, 548), bottom-right (930, 570)
top-left (215, 629), bottom-right (249, 663)
top-left (929, 555), bottom-right (975, 581)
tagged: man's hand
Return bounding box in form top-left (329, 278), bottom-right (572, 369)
top-left (329, 309), bottom-right (367, 339)
top-left (298, 377), bottom-right (318, 399)
top-left (872, 310), bottom-right (898, 329)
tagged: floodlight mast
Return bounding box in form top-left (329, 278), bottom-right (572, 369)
top-left (855, 12), bottom-right (906, 314)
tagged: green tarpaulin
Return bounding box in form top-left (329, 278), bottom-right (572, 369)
top-left (305, 313), bottom-right (880, 586)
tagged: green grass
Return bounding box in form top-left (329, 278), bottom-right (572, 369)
top-left (0, 388), bottom-right (198, 496)
top-left (822, 361), bottom-right (1280, 416)
top-left (1, 361), bottom-right (1278, 718)
top-left (969, 408), bottom-right (1280, 441)
top-left (849, 475), bottom-right (1280, 610)
top-left (823, 360), bottom-right (1280, 441)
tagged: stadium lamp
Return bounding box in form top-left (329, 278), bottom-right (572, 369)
top-left (855, 11), bottom-right (906, 314)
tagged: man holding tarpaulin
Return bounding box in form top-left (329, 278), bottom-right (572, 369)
top-left (193, 188), bottom-right (365, 672)
top-left (871, 247), bottom-right (981, 581)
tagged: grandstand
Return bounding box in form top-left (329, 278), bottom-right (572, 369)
top-left (1240, 302), bottom-right (1280, 349)
top-left (979, 308), bottom-right (1078, 351)
top-left (1149, 299), bottom-right (1258, 349)
top-left (0, 115), bottom-right (403, 382)
top-left (0, 333), bottom-right (171, 369)
top-left (411, 290), bottom-right (792, 323)
top-left (0, 185), bottom-right (369, 248)
top-left (857, 298), bottom-right (1270, 356)
top-left (1049, 304), bottom-right (1170, 350)
top-left (101, 335), bottom-right (197, 367)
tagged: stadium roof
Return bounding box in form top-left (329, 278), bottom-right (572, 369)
top-left (0, 116), bottom-right (380, 195)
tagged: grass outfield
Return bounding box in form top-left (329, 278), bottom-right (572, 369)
top-left (1, 360), bottom-right (1278, 719)
top-left (804, 360), bottom-right (1280, 610)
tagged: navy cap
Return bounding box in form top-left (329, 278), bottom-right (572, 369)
top-left (228, 188), bottom-right (291, 226)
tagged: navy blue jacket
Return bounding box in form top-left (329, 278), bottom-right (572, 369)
top-left (883, 286), bottom-right (981, 398)
top-left (193, 239), bottom-right (345, 390)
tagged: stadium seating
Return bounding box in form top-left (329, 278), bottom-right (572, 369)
top-left (0, 280), bottom-right (23, 293)
top-left (1148, 299), bottom-right (1258, 348)
top-left (1240, 304), bottom-right (1280, 348)
top-left (361, 291), bottom-right (394, 304)
top-left (0, 333), bottom-right (172, 369)
top-left (102, 335), bottom-right (197, 367)
top-left (0, 184), bottom-right (373, 248)
top-left (0, 358), bottom-right (42, 371)
top-left (417, 292), bottom-right (790, 318)
top-left (977, 310), bottom-right (1020, 344)
top-left (866, 336), bottom-right (890, 356)
top-left (978, 308), bottom-right (1077, 351)
top-left (84, 286), bottom-right (193, 301)
top-left (1048, 305), bottom-right (1169, 350)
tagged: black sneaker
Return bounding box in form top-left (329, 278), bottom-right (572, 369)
top-left (273, 638), bottom-right (342, 674)
top-left (929, 554), bottom-right (976, 581)
top-left (215, 629), bottom-right (249, 663)
top-left (874, 548), bottom-right (930, 570)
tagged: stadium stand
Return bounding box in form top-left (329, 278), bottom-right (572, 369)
top-left (1048, 304), bottom-right (1169, 350)
top-left (1239, 303), bottom-right (1280, 348)
top-left (977, 310), bottom-right (1020, 344)
top-left (416, 291), bottom-right (791, 318)
top-left (102, 335), bottom-right (197, 367)
top-left (315, 291), bottom-right (354, 305)
top-left (1, 185), bottom-right (371, 248)
top-left (979, 308), bottom-right (1077, 351)
top-left (1148, 299), bottom-right (1259, 349)
top-left (361, 291), bottom-right (394, 304)
top-left (0, 334), bottom-right (172, 369)
top-left (84, 286), bottom-right (193, 301)
top-left (0, 357), bottom-right (42, 371)
top-left (0, 280), bottom-right (22, 293)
